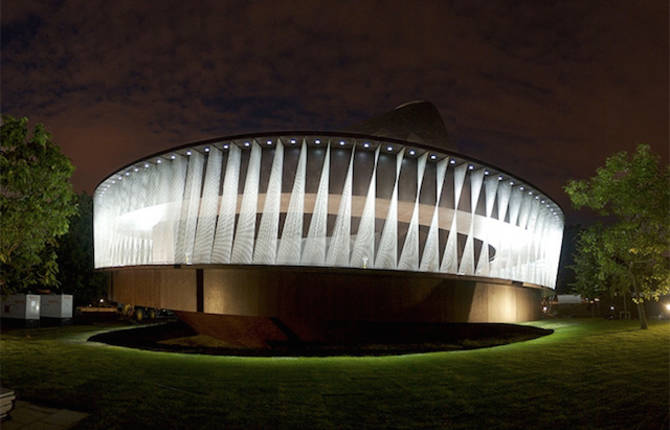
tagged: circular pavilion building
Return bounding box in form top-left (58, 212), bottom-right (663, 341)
top-left (94, 102), bottom-right (564, 345)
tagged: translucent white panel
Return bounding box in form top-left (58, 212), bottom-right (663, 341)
top-left (176, 152), bottom-right (204, 264)
top-left (125, 172), bottom-right (138, 265)
top-left (512, 193), bottom-right (534, 280)
top-left (350, 146), bottom-right (380, 268)
top-left (117, 174), bottom-right (130, 265)
top-left (518, 193), bottom-right (532, 230)
top-left (277, 140), bottom-right (307, 265)
top-left (212, 144), bottom-right (241, 263)
top-left (375, 148), bottom-right (405, 269)
top-left (497, 185), bottom-right (523, 279)
top-left (528, 199), bottom-right (543, 283)
top-left (231, 141), bottom-right (261, 264)
top-left (419, 157), bottom-right (448, 272)
top-left (135, 168), bottom-right (152, 265)
top-left (93, 135), bottom-right (565, 289)
top-left (459, 168), bottom-right (484, 275)
top-left (527, 203), bottom-right (545, 284)
top-left (508, 187), bottom-right (523, 226)
top-left (193, 147), bottom-right (223, 263)
top-left (301, 143), bottom-right (330, 266)
top-left (152, 157), bottom-right (187, 264)
top-left (326, 147), bottom-right (355, 266)
top-left (484, 175), bottom-right (498, 217)
top-left (475, 175), bottom-right (499, 277)
top-left (496, 180), bottom-right (512, 222)
top-left (398, 153), bottom-right (427, 271)
top-left (441, 163), bottom-right (467, 273)
top-left (490, 180), bottom-right (511, 278)
top-left (254, 140), bottom-right (284, 264)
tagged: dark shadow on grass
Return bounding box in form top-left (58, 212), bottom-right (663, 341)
top-left (88, 320), bottom-right (553, 357)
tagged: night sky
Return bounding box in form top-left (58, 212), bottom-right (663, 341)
top-left (2, 0), bottom-right (667, 223)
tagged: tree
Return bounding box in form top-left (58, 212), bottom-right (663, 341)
top-left (55, 193), bottom-right (109, 306)
top-left (0, 116), bottom-right (77, 295)
top-left (570, 225), bottom-right (631, 316)
top-left (564, 144), bottom-right (670, 329)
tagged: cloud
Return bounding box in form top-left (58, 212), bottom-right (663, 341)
top-left (1, 0), bottom-right (667, 220)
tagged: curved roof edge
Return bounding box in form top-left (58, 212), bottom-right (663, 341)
top-left (93, 130), bottom-right (565, 217)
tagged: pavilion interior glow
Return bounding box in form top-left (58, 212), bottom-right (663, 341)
top-left (94, 135), bottom-right (564, 288)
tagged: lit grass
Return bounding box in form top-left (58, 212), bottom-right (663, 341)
top-left (1, 319), bottom-right (668, 429)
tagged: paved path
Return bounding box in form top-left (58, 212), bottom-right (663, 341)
top-left (2, 400), bottom-right (87, 430)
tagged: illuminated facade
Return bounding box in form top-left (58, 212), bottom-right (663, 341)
top-left (94, 102), bottom-right (564, 339)
top-left (94, 135), bottom-right (563, 287)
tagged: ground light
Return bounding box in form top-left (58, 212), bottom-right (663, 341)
top-left (0, 319), bottom-right (668, 429)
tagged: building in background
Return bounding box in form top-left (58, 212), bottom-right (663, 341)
top-left (93, 102), bottom-right (564, 344)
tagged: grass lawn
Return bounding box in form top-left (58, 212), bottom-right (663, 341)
top-left (1, 318), bottom-right (668, 429)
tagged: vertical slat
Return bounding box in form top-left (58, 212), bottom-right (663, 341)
top-left (441, 162), bottom-right (467, 273)
top-left (374, 148), bottom-right (405, 269)
top-left (277, 140), bottom-right (307, 265)
top-left (301, 143), bottom-right (330, 266)
top-left (253, 139), bottom-right (284, 264)
top-left (193, 147), bottom-right (223, 263)
top-left (398, 153), bottom-right (428, 270)
top-left (502, 185), bottom-right (523, 278)
top-left (419, 157), bottom-right (448, 272)
top-left (475, 174), bottom-right (499, 276)
top-left (350, 146), bottom-right (380, 268)
top-left (212, 144), bottom-right (241, 263)
top-left (490, 180), bottom-right (512, 277)
top-left (459, 168), bottom-right (484, 275)
top-left (176, 152), bottom-right (204, 264)
top-left (513, 192), bottom-right (533, 279)
top-left (231, 141), bottom-right (261, 264)
top-left (326, 147), bottom-right (355, 266)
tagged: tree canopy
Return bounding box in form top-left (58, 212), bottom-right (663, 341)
top-left (564, 144), bottom-right (670, 328)
top-left (0, 116), bottom-right (77, 295)
top-left (55, 193), bottom-right (109, 306)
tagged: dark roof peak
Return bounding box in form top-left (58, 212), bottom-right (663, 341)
top-left (349, 101), bottom-right (452, 151)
